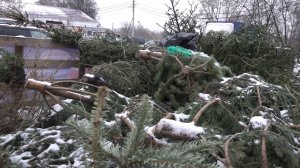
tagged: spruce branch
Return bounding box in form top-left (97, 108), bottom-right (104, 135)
top-left (52, 80), bottom-right (99, 90)
top-left (192, 98), bottom-right (221, 124)
top-left (224, 132), bottom-right (243, 168)
top-left (122, 95), bottom-right (153, 164)
top-left (135, 49), bottom-right (164, 61)
top-left (47, 86), bottom-right (96, 97)
top-left (261, 121), bottom-right (271, 168)
top-left (287, 125), bottom-right (300, 129)
top-left (25, 79), bottom-right (95, 102)
top-left (44, 90), bottom-right (60, 104)
top-left (164, 112), bottom-right (175, 119)
top-left (149, 99), bottom-right (221, 141)
top-left (120, 112), bottom-right (135, 130)
top-left (116, 104), bottom-right (169, 147)
top-left (92, 86), bottom-right (108, 168)
top-left (257, 85), bottom-right (263, 108)
top-left (135, 140), bottom-right (218, 168)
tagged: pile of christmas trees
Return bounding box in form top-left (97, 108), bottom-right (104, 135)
top-left (2, 44), bottom-right (300, 167)
top-left (1, 12), bottom-right (300, 167)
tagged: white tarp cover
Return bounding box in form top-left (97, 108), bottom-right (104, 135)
top-left (204, 22), bottom-right (234, 35)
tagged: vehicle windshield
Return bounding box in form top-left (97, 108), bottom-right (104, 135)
top-left (30, 29), bottom-right (50, 39)
top-left (0, 26), bottom-right (29, 37)
top-left (0, 25), bottom-right (50, 39)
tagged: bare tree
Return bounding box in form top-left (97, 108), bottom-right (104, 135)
top-left (199, 0), bottom-right (222, 21)
top-left (66, 0), bottom-right (98, 19)
top-left (118, 22), bottom-right (132, 36)
top-left (277, 0), bottom-right (299, 45)
top-left (117, 22), bottom-right (163, 41)
top-left (198, 0), bottom-right (300, 46)
top-left (162, 0), bottom-right (199, 34)
top-left (289, 4), bottom-right (300, 49)
top-left (0, 0), bottom-right (22, 10)
top-left (199, 0), bottom-right (245, 21)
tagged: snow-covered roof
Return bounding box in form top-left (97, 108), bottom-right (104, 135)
top-left (23, 3), bottom-right (99, 28)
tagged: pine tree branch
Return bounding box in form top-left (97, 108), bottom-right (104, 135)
top-left (257, 85), bottom-right (263, 108)
top-left (174, 56), bottom-right (185, 68)
top-left (44, 90), bottom-right (60, 104)
top-left (135, 50), bottom-right (164, 61)
top-left (287, 125), bottom-right (300, 129)
top-left (122, 96), bottom-right (153, 164)
top-left (224, 132), bottom-right (243, 168)
top-left (52, 80), bottom-right (99, 89)
top-left (154, 118), bottom-right (204, 140)
top-left (117, 112), bottom-right (169, 147)
top-left (192, 98), bottom-right (221, 124)
top-left (284, 85), bottom-right (298, 101)
top-left (210, 152), bottom-right (226, 165)
top-left (92, 86), bottom-right (108, 168)
top-left (47, 86), bottom-right (96, 97)
top-left (121, 114), bottom-right (136, 130)
top-left (261, 122), bottom-right (271, 168)
top-left (25, 79), bottom-right (95, 102)
top-left (164, 113), bottom-right (175, 119)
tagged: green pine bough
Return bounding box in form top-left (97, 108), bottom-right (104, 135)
top-left (0, 48), bottom-right (25, 86)
top-left (199, 25), bottom-right (296, 85)
top-left (154, 51), bottom-right (231, 109)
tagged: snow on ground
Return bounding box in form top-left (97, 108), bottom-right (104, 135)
top-left (37, 143), bottom-right (60, 158)
top-left (174, 113), bottom-right (190, 121)
top-left (83, 73), bottom-right (94, 78)
top-left (198, 93), bottom-right (212, 101)
top-left (10, 152), bottom-right (32, 168)
top-left (249, 116), bottom-right (269, 129)
top-left (0, 133), bottom-right (16, 146)
top-left (156, 118), bottom-right (205, 139)
top-left (0, 126), bottom-right (88, 168)
top-left (280, 109), bottom-right (289, 118)
top-left (221, 73), bottom-right (276, 87)
top-left (52, 104), bottom-right (64, 112)
top-left (220, 73), bottom-right (283, 98)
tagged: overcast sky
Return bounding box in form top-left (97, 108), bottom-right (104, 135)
top-left (98, 0), bottom-right (196, 31)
top-left (22, 0), bottom-right (195, 32)
top-left (98, 0), bottom-right (167, 31)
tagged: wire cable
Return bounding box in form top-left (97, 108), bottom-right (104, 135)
top-left (138, 3), bottom-right (166, 14)
top-left (101, 6), bottom-right (131, 13)
top-left (136, 7), bottom-right (168, 19)
top-left (101, 2), bottom-right (132, 11)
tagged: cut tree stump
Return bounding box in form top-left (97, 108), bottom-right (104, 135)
top-left (24, 79), bottom-right (94, 102)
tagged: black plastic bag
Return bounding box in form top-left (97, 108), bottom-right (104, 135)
top-left (162, 32), bottom-right (199, 50)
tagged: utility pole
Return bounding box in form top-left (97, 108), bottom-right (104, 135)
top-left (132, 0), bottom-right (135, 37)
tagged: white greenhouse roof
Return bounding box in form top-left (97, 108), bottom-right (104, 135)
top-left (23, 3), bottom-right (99, 28)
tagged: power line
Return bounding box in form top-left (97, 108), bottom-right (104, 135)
top-left (136, 7), bottom-right (168, 19)
top-left (101, 6), bottom-right (131, 13)
top-left (137, 5), bottom-right (165, 15)
top-left (101, 2), bottom-right (132, 11)
top-left (138, 3), bottom-right (165, 14)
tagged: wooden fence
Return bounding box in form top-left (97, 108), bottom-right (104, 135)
top-left (0, 35), bottom-right (81, 107)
